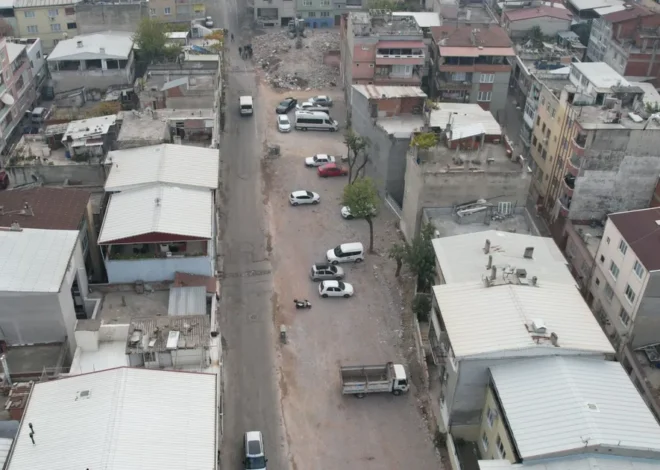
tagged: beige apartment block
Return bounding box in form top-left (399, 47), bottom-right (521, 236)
top-left (14, 0), bottom-right (83, 53)
top-left (148, 0), bottom-right (206, 23)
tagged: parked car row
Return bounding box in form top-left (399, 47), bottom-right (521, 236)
top-left (275, 96), bottom-right (333, 115)
top-left (276, 96), bottom-right (338, 133)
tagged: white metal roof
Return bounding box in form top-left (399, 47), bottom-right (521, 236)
top-left (566, 0), bottom-right (623, 11)
top-left (47, 32), bottom-right (134, 61)
top-left (98, 185), bottom-right (213, 244)
top-left (352, 85), bottom-right (427, 100)
top-left (168, 286), bottom-right (207, 316)
top-left (490, 356), bottom-right (660, 460)
top-left (0, 228), bottom-right (78, 293)
top-left (104, 144), bottom-right (219, 192)
top-left (63, 115), bottom-right (116, 143)
top-left (5, 42), bottom-right (24, 64)
top-left (478, 456), bottom-right (660, 470)
top-left (430, 103), bottom-right (502, 136)
top-left (572, 62), bottom-right (629, 90)
top-left (392, 11), bottom-right (441, 27)
top-left (432, 230), bottom-right (575, 285)
top-left (433, 281), bottom-right (614, 358)
top-left (6, 367), bottom-right (216, 470)
top-left (166, 32), bottom-right (189, 39)
top-left (593, 3), bottom-right (627, 15)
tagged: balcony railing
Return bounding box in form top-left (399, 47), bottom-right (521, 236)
top-left (567, 154), bottom-right (581, 176)
top-left (563, 174), bottom-right (575, 198)
top-left (557, 196), bottom-right (571, 218)
top-left (572, 133), bottom-right (587, 156)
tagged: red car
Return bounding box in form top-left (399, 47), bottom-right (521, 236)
top-left (318, 163), bottom-right (348, 178)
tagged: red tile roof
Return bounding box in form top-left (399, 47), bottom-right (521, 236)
top-left (430, 24), bottom-right (512, 48)
top-left (0, 187), bottom-right (91, 230)
top-left (608, 207), bottom-right (660, 271)
top-left (603, 4), bottom-right (653, 23)
top-left (504, 5), bottom-right (573, 22)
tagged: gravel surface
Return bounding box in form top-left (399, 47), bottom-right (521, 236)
top-left (252, 30), bottom-right (340, 90)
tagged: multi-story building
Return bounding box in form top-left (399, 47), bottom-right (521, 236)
top-left (149, 0), bottom-right (206, 24)
top-left (14, 0), bottom-right (83, 52)
top-left (296, 0), bottom-right (334, 27)
top-left (340, 11), bottom-right (426, 103)
top-left (428, 24), bottom-right (515, 119)
top-left (253, 0), bottom-right (295, 26)
top-left (502, 5), bottom-right (573, 40)
top-left (0, 37), bottom-right (35, 155)
top-left (586, 4), bottom-right (660, 85)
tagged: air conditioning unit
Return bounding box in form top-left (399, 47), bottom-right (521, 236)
top-left (48, 16), bottom-right (56, 21)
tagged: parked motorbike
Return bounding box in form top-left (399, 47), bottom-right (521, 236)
top-left (294, 299), bottom-right (312, 309)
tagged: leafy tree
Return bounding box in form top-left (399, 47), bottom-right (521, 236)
top-left (412, 293), bottom-right (431, 322)
top-left (411, 132), bottom-right (438, 150)
top-left (528, 25), bottom-right (544, 49)
top-left (367, 0), bottom-right (412, 10)
top-left (388, 222), bottom-right (437, 291)
top-left (342, 177), bottom-right (379, 253)
top-left (388, 243), bottom-right (406, 277)
top-left (344, 129), bottom-right (370, 184)
top-left (133, 18), bottom-right (168, 63)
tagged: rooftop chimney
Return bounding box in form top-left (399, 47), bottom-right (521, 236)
top-left (99, 47), bottom-right (105, 54)
top-left (490, 266), bottom-right (497, 280)
top-left (486, 254), bottom-right (492, 269)
top-left (76, 40), bottom-right (83, 48)
top-left (524, 246), bottom-right (534, 259)
top-left (483, 239), bottom-right (491, 254)
top-left (550, 332), bottom-right (559, 347)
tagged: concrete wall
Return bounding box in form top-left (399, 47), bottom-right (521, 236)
top-left (569, 129), bottom-right (660, 221)
top-left (478, 387), bottom-right (516, 461)
top-left (470, 71), bottom-right (510, 121)
top-left (506, 17), bottom-right (571, 39)
top-left (6, 163), bottom-right (107, 186)
top-left (0, 292), bottom-right (67, 346)
top-left (632, 272), bottom-right (660, 348)
top-left (104, 254), bottom-right (214, 283)
top-left (50, 58), bottom-right (134, 93)
top-left (75, 2), bottom-right (147, 35)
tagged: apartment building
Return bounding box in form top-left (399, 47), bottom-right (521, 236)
top-left (254, 0), bottom-right (295, 26)
top-left (14, 0), bottom-right (83, 52)
top-left (0, 37), bottom-right (35, 155)
top-left (149, 0), bottom-right (206, 23)
top-left (502, 5), bottom-right (573, 39)
top-left (428, 24), bottom-right (514, 119)
top-left (340, 11), bottom-right (426, 103)
top-left (296, 0), bottom-right (334, 27)
top-left (587, 4), bottom-right (660, 84)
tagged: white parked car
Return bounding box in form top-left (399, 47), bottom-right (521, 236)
top-left (305, 154), bottom-right (336, 167)
top-left (296, 101), bottom-right (315, 111)
top-left (340, 205), bottom-right (377, 220)
top-left (310, 95), bottom-right (333, 107)
top-left (289, 190), bottom-right (320, 206)
top-left (205, 16), bottom-right (214, 27)
top-left (277, 114), bottom-right (291, 133)
top-left (318, 280), bottom-right (354, 298)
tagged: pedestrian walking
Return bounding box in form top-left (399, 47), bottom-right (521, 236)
top-left (230, 33), bottom-right (234, 42)
top-left (238, 46), bottom-right (242, 56)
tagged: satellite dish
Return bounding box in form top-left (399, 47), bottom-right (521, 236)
top-left (1, 94), bottom-right (15, 106)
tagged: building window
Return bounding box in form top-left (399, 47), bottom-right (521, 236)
top-left (620, 308), bottom-right (631, 326)
top-left (541, 149), bottom-right (547, 160)
top-left (307, 11), bottom-right (316, 16)
top-left (480, 73), bottom-right (494, 83)
top-left (542, 123), bottom-right (546, 133)
top-left (23, 10), bottom-right (35, 17)
top-left (321, 0), bottom-right (330, 5)
top-left (609, 261), bottom-right (619, 279)
top-left (303, 0), bottom-right (312, 5)
top-left (391, 64), bottom-right (412, 77)
top-left (595, 277), bottom-right (600, 286)
top-left (67, 22), bottom-right (77, 29)
top-left (606, 236), bottom-right (610, 244)
top-left (619, 239), bottom-right (628, 255)
top-left (15, 74), bottom-right (24, 91)
top-left (486, 407), bottom-right (497, 428)
top-left (540, 96), bottom-right (545, 105)
top-left (164, 7), bottom-right (171, 14)
top-left (633, 260), bottom-right (644, 279)
top-left (477, 91), bottom-right (491, 102)
top-left (537, 142), bottom-right (542, 153)
top-left (532, 135), bottom-right (537, 146)
top-left (604, 283), bottom-right (614, 301)
top-left (26, 25), bottom-right (38, 33)
top-left (144, 351), bottom-right (156, 362)
top-left (481, 432), bottom-right (489, 451)
top-left (545, 129), bottom-right (550, 139)
top-left (48, 8), bottom-right (59, 16)
top-left (320, 11), bottom-right (330, 16)
top-left (536, 116), bottom-right (540, 126)
top-left (600, 254), bottom-right (605, 263)
top-left (50, 23), bottom-right (61, 32)
top-left (624, 284), bottom-right (636, 304)
top-left (150, 8), bottom-right (156, 14)
top-left (65, 6), bottom-right (74, 14)
top-left (451, 72), bottom-right (466, 81)
top-left (496, 436), bottom-right (506, 459)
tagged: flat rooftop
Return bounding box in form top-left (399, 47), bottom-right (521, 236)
top-left (478, 456), bottom-right (660, 469)
top-left (424, 207), bottom-right (536, 238)
top-left (155, 108), bottom-right (215, 120)
top-left (568, 222), bottom-right (603, 258)
top-left (377, 115), bottom-right (424, 137)
top-left (350, 11), bottom-right (423, 36)
top-left (417, 142), bottom-right (524, 173)
top-left (116, 110), bottom-right (169, 144)
top-left (96, 290), bottom-right (169, 323)
top-left (575, 102), bottom-right (660, 130)
top-left (440, 5), bottom-right (498, 24)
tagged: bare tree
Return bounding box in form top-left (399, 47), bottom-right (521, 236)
top-left (0, 19), bottom-right (15, 37)
top-left (343, 128), bottom-right (370, 184)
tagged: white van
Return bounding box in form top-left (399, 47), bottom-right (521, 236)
top-left (239, 96), bottom-right (253, 116)
top-left (295, 111), bottom-right (338, 132)
top-left (327, 242), bottom-right (364, 265)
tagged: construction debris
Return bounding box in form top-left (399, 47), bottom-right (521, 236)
top-left (252, 30), bottom-right (340, 90)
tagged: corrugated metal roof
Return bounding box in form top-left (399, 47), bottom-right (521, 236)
top-left (0, 438), bottom-right (12, 469)
top-left (6, 42), bottom-right (25, 64)
top-left (6, 367), bottom-right (216, 470)
top-left (104, 144), bottom-right (219, 192)
top-left (48, 32), bottom-right (133, 61)
top-left (504, 5), bottom-right (572, 21)
top-left (168, 286), bottom-right (207, 316)
top-left (126, 315), bottom-right (210, 353)
top-left (432, 230), bottom-right (574, 285)
top-left (490, 357), bottom-right (660, 459)
top-left (433, 281), bottom-right (614, 358)
top-left (567, 0), bottom-right (624, 11)
top-left (98, 185), bottom-right (213, 244)
top-left (352, 85), bottom-right (427, 99)
top-left (478, 456), bottom-right (660, 469)
top-left (392, 12), bottom-right (441, 27)
top-left (572, 62), bottom-right (629, 90)
top-left (0, 228), bottom-right (78, 293)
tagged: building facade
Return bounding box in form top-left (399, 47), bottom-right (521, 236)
top-left (14, 0), bottom-right (83, 52)
top-left (586, 5), bottom-right (660, 84)
top-left (428, 24), bottom-right (515, 119)
top-left (296, 0), bottom-right (334, 27)
top-left (501, 5), bottom-right (573, 39)
top-left (340, 11), bottom-right (426, 103)
top-left (253, 0), bottom-right (295, 27)
top-left (149, 0), bottom-right (206, 23)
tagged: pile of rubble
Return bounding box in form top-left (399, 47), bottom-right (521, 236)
top-left (252, 30), bottom-right (340, 90)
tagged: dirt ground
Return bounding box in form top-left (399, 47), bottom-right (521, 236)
top-left (259, 86), bottom-right (443, 470)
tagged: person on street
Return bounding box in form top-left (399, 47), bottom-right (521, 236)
top-left (230, 33), bottom-right (234, 42)
top-left (238, 46), bottom-right (242, 56)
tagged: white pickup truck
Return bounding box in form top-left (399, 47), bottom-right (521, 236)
top-left (340, 362), bottom-right (409, 398)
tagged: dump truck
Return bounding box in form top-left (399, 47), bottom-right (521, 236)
top-left (340, 362), bottom-right (409, 398)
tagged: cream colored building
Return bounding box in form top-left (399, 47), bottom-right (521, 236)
top-left (14, 0), bottom-right (83, 53)
top-left (148, 0), bottom-right (206, 23)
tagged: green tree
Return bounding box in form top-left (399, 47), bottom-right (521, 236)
top-left (412, 293), bottom-right (431, 322)
top-left (528, 25), bottom-right (544, 49)
top-left (342, 177), bottom-right (380, 253)
top-left (343, 129), bottom-right (370, 184)
top-left (388, 243), bottom-right (406, 277)
top-left (133, 18), bottom-right (168, 63)
top-left (388, 222), bottom-right (437, 291)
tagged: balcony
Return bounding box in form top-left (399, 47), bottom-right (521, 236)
top-left (557, 195), bottom-right (571, 218)
top-left (572, 133), bottom-right (587, 156)
top-left (519, 127), bottom-right (532, 148)
top-left (567, 154), bottom-right (581, 177)
top-left (563, 174), bottom-right (575, 198)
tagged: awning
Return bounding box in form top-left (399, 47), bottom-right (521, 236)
top-left (377, 40), bottom-right (425, 49)
top-left (375, 57), bottom-right (425, 65)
